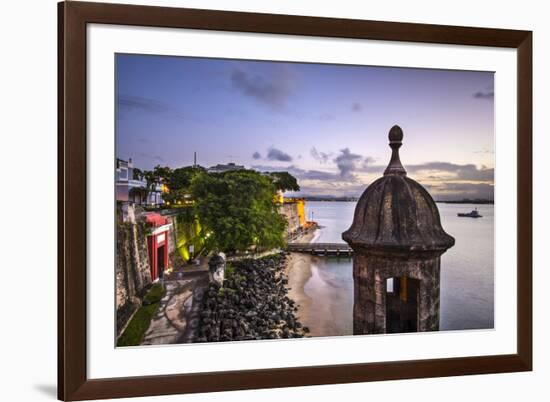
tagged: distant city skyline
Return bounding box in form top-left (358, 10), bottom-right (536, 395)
top-left (116, 54), bottom-right (494, 200)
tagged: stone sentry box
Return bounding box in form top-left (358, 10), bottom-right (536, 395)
top-left (343, 126), bottom-right (455, 334)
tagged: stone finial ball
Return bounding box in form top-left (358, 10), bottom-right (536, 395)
top-left (389, 125), bottom-right (403, 142)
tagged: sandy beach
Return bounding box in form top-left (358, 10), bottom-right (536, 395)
top-left (285, 252), bottom-right (314, 323)
top-left (285, 226), bottom-right (353, 337)
top-left (289, 224), bottom-right (318, 244)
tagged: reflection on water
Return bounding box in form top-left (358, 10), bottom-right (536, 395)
top-left (303, 257), bottom-right (354, 336)
top-left (300, 201), bottom-right (494, 333)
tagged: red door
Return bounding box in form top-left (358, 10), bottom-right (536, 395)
top-left (147, 231), bottom-right (168, 281)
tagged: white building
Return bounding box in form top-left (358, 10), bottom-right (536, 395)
top-left (116, 158), bottom-right (164, 206)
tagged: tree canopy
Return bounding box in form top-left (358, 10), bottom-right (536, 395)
top-left (134, 165), bottom-right (172, 194)
top-left (162, 166), bottom-right (205, 204)
top-left (269, 171), bottom-right (300, 192)
top-left (190, 169), bottom-right (287, 253)
top-left (152, 165), bottom-right (172, 186)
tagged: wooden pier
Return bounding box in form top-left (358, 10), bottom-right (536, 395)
top-left (287, 242), bottom-right (353, 256)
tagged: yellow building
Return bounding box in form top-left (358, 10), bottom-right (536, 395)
top-left (294, 198), bottom-right (306, 227)
top-left (280, 197), bottom-right (307, 238)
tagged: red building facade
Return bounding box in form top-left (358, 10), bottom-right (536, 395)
top-left (145, 213), bottom-right (171, 281)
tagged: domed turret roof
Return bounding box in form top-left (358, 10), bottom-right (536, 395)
top-left (342, 126), bottom-right (455, 252)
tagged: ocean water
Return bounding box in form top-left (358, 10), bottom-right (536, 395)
top-left (303, 201), bottom-right (494, 332)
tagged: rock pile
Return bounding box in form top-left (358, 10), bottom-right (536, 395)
top-left (196, 253), bottom-right (308, 342)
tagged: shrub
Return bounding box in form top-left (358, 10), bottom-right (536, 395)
top-left (117, 283), bottom-right (166, 346)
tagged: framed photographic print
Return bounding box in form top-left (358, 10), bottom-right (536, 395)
top-left (58, 1), bottom-right (532, 400)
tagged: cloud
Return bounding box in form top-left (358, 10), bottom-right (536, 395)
top-left (310, 147), bottom-right (331, 164)
top-left (473, 90), bottom-right (494, 100)
top-left (360, 161), bottom-right (494, 182)
top-left (252, 151), bottom-right (262, 160)
top-left (300, 170), bottom-right (340, 181)
top-left (333, 148), bottom-right (363, 178)
top-left (297, 183), bottom-right (369, 198)
top-left (406, 162), bottom-right (494, 182)
top-left (117, 94), bottom-right (187, 121)
top-left (267, 147), bottom-right (293, 162)
top-left (361, 156), bottom-right (376, 169)
top-left (230, 67), bottom-right (294, 111)
top-left (252, 156), bottom-right (494, 199)
top-left (351, 102), bottom-right (362, 112)
top-left (258, 147), bottom-right (373, 191)
top-left (118, 94), bottom-right (179, 115)
top-left (425, 182), bottom-right (494, 201)
top-left (252, 164), bottom-right (340, 182)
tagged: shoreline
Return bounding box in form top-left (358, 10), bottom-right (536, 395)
top-left (285, 224), bottom-right (354, 337)
top-left (285, 226), bottom-right (317, 336)
top-left (285, 253), bottom-right (314, 334)
top-left (295, 227), bottom-right (318, 244)
top-left (288, 223), bottom-right (319, 244)
top-left (285, 252), bottom-right (353, 337)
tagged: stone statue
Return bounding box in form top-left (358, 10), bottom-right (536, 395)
top-left (208, 252), bottom-right (226, 287)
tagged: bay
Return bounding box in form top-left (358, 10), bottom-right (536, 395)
top-left (300, 201), bottom-right (494, 334)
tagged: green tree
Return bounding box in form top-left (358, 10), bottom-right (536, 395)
top-left (191, 169), bottom-right (287, 253)
top-left (152, 165), bottom-right (172, 187)
top-left (171, 166), bottom-right (204, 191)
top-left (162, 165), bottom-right (205, 204)
top-left (141, 170), bottom-right (158, 198)
top-left (132, 167), bottom-right (143, 180)
top-left (269, 171), bottom-right (300, 192)
top-left (137, 166), bottom-right (172, 203)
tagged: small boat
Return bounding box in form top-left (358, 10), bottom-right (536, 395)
top-left (457, 208), bottom-right (482, 218)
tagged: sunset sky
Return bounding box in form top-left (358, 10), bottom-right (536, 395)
top-left (116, 54), bottom-right (494, 200)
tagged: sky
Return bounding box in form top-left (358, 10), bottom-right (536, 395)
top-left (116, 54), bottom-right (494, 200)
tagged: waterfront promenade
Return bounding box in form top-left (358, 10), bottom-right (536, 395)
top-left (287, 242), bottom-right (352, 256)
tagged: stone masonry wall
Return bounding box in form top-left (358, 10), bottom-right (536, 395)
top-left (280, 202), bottom-right (301, 237)
top-left (116, 221), bottom-right (153, 334)
top-left (352, 251), bottom-right (441, 334)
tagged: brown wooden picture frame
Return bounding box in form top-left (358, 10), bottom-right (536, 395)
top-left (58, 1), bottom-right (532, 400)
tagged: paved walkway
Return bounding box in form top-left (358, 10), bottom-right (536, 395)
top-left (141, 271), bottom-right (209, 345)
